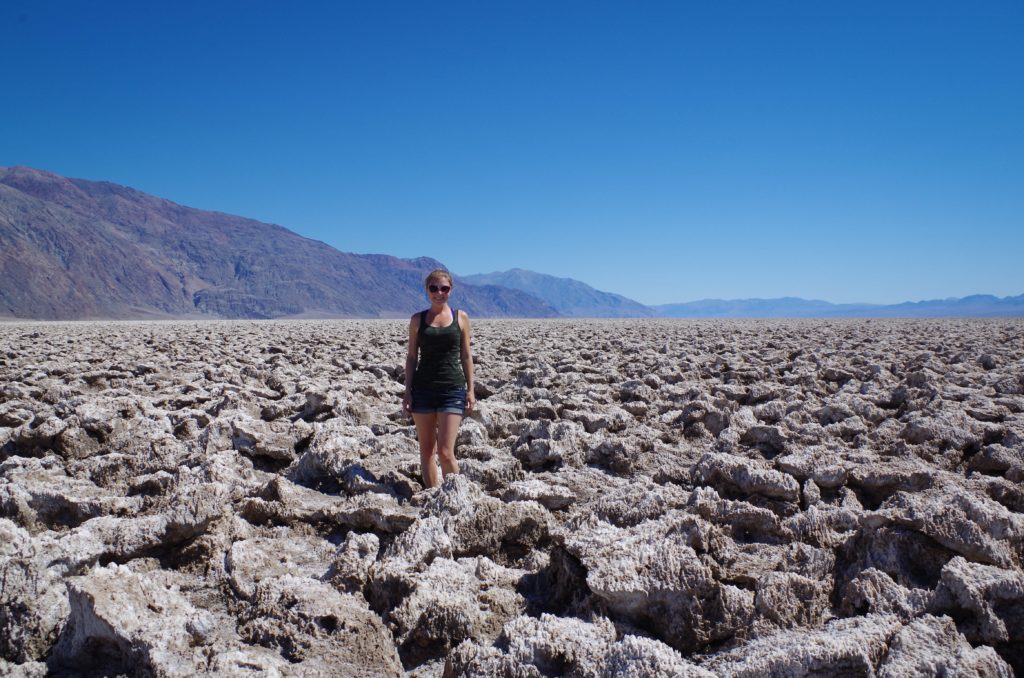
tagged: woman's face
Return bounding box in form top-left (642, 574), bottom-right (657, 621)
top-left (426, 278), bottom-right (452, 301)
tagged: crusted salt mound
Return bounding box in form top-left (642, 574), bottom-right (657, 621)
top-left (0, 318), bottom-right (1021, 675)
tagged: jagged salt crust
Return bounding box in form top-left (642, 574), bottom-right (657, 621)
top-left (0, 318), bottom-right (1022, 676)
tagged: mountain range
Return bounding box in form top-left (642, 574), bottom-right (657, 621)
top-left (1, 166), bottom-right (1020, 320)
top-left (0, 166), bottom-right (556, 320)
top-left (460, 270), bottom-right (1024, 319)
top-left (650, 295), bottom-right (1024, 318)
top-left (461, 269), bottom-right (655, 318)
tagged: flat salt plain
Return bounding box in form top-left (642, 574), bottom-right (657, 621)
top-left (1, 319), bottom-right (1022, 676)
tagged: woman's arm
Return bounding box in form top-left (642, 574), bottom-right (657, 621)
top-left (459, 310), bottom-right (476, 411)
top-left (403, 314), bottom-right (419, 413)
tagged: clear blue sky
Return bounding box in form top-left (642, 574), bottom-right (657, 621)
top-left (2, 1), bottom-right (1021, 305)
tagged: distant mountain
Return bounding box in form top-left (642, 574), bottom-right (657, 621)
top-left (462, 268), bottom-right (655, 317)
top-left (0, 167), bottom-right (558, 320)
top-left (653, 295), bottom-right (1024, 318)
top-left (829, 294), bottom-right (1024, 318)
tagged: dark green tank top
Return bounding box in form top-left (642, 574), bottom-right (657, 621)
top-left (413, 309), bottom-right (466, 390)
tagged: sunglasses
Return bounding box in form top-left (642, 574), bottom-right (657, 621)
top-left (428, 284), bottom-right (451, 293)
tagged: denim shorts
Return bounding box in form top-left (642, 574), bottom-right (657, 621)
top-left (411, 387), bottom-right (467, 415)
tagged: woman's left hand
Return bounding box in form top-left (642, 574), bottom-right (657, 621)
top-left (465, 391), bottom-right (476, 412)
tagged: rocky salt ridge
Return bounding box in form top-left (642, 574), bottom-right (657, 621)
top-left (0, 318), bottom-right (1021, 677)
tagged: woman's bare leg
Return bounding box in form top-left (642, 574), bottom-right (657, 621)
top-left (436, 413), bottom-right (462, 478)
top-left (412, 412), bottom-right (440, 488)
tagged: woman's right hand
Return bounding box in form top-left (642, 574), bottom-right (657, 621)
top-left (402, 392), bottom-right (412, 414)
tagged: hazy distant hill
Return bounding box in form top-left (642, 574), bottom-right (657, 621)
top-left (653, 295), bottom-right (1024, 318)
top-left (0, 166), bottom-right (557, 320)
top-left (462, 268), bottom-right (655, 317)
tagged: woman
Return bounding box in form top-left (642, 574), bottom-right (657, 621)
top-left (402, 269), bottom-right (476, 488)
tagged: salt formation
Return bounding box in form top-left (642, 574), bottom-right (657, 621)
top-left (1, 318), bottom-right (1021, 677)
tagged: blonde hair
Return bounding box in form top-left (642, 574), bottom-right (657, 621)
top-left (424, 269), bottom-right (453, 287)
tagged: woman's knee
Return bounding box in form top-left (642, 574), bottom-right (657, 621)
top-left (436, 444), bottom-right (457, 464)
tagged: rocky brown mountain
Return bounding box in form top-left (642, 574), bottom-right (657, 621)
top-left (0, 166), bottom-right (557, 320)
